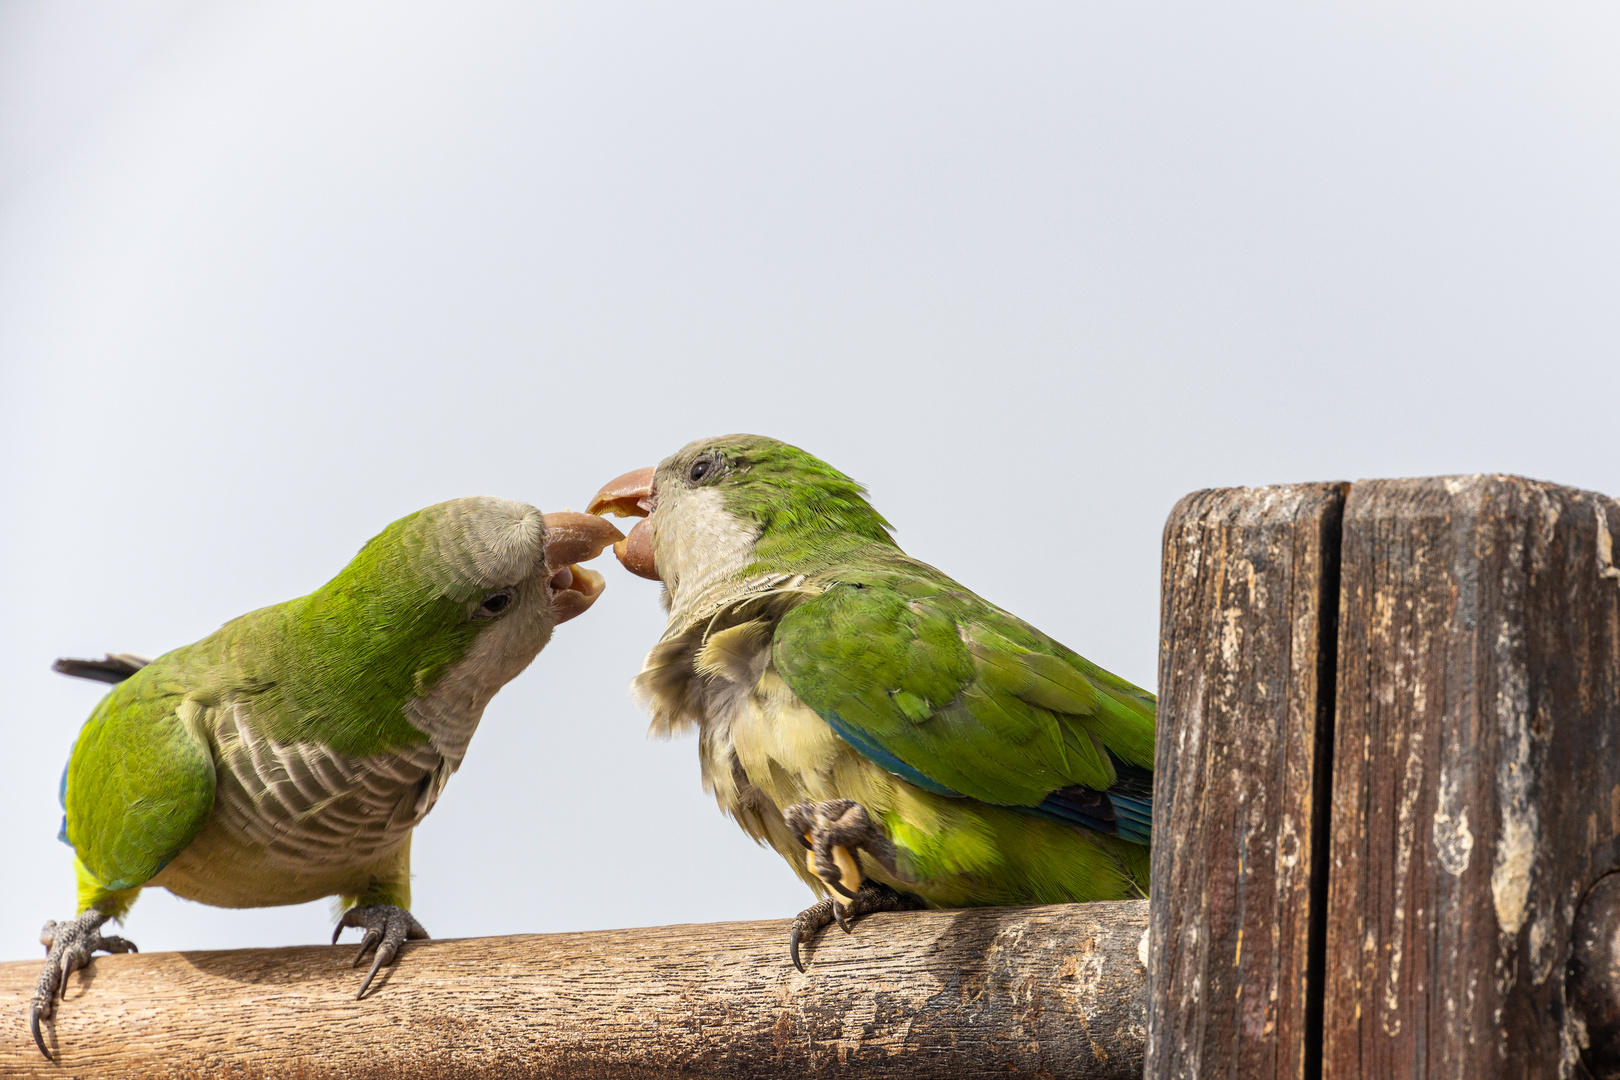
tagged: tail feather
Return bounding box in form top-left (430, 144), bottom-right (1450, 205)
top-left (53, 653), bottom-right (150, 684)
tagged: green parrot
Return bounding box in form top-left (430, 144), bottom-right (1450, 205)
top-left (587, 435), bottom-right (1155, 970)
top-left (31, 497), bottom-right (622, 1059)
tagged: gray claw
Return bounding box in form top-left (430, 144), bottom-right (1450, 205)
top-left (784, 883), bottom-right (924, 972)
top-left (30, 1002), bottom-right (48, 1059)
top-left (789, 924), bottom-right (806, 973)
top-left (352, 928), bottom-right (383, 968)
top-left (29, 910), bottom-right (137, 1061)
top-left (358, 948), bottom-right (390, 1000)
top-left (788, 898), bottom-right (836, 973)
top-left (332, 904), bottom-right (429, 1000)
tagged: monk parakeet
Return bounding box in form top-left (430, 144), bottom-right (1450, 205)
top-left (30, 498), bottom-right (622, 1059)
top-left (587, 435), bottom-right (1155, 970)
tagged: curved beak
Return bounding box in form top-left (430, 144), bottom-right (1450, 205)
top-left (587, 467), bottom-right (656, 518)
top-left (586, 467), bottom-right (660, 581)
top-left (540, 511), bottom-right (624, 623)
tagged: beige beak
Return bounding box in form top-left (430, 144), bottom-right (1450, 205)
top-left (586, 467), bottom-right (656, 518)
top-left (586, 467), bottom-right (661, 581)
top-left (540, 511), bottom-right (624, 623)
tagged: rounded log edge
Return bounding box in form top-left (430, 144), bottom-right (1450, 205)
top-left (0, 900), bottom-right (1148, 1080)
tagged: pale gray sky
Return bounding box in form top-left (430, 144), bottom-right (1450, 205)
top-left (3, 2), bottom-right (1618, 960)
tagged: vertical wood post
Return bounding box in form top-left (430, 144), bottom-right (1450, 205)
top-left (1324, 476), bottom-right (1620, 1077)
top-left (1147, 483), bottom-right (1348, 1080)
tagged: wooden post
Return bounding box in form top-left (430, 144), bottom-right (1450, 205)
top-left (1152, 475), bottom-right (1620, 1078)
top-left (1324, 476), bottom-right (1620, 1077)
top-left (1147, 483), bottom-right (1348, 1080)
top-left (0, 902), bottom-right (1148, 1079)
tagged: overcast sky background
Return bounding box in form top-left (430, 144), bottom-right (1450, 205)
top-left (2, 2), bottom-right (1618, 961)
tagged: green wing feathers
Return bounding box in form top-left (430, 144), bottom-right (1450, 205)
top-left (64, 671), bottom-right (217, 892)
top-left (772, 566), bottom-right (1156, 814)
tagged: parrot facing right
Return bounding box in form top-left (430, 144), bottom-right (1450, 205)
top-left (30, 497), bottom-right (622, 1060)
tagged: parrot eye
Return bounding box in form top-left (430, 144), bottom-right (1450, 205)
top-left (688, 455), bottom-right (716, 483)
top-left (474, 588), bottom-right (516, 618)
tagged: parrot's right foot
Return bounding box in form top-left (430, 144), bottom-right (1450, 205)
top-left (333, 904), bottom-right (429, 999)
top-left (788, 882), bottom-right (924, 972)
top-left (783, 799), bottom-right (901, 899)
top-left (29, 910), bottom-right (138, 1060)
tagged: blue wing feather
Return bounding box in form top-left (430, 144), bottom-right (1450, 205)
top-left (820, 709), bottom-right (1153, 844)
top-left (820, 712), bottom-right (960, 797)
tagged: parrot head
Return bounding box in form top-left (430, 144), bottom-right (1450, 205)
top-left (586, 435), bottom-right (893, 615)
top-left (315, 497), bottom-right (625, 724)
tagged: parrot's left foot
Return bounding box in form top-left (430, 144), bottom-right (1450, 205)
top-left (788, 882), bottom-right (925, 972)
top-left (333, 904), bottom-right (429, 999)
top-left (29, 910), bottom-right (138, 1060)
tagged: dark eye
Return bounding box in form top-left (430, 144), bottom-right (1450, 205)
top-left (689, 454), bottom-right (716, 483)
top-left (475, 588), bottom-right (515, 618)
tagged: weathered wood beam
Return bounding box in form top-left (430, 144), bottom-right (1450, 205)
top-left (0, 901), bottom-right (1148, 1079)
top-left (1325, 476), bottom-right (1620, 1077)
top-left (1147, 483), bottom-right (1347, 1080)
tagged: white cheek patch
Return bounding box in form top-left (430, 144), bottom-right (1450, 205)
top-left (656, 489), bottom-right (761, 625)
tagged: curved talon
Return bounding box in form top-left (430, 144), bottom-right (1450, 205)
top-left (827, 872), bottom-right (859, 901)
top-left (333, 904), bottom-right (429, 1000)
top-left (29, 909), bottom-right (134, 1060)
top-left (352, 928), bottom-right (383, 967)
top-left (30, 1003), bottom-right (49, 1060)
top-left (786, 897), bottom-right (838, 972)
top-left (784, 883), bottom-right (924, 972)
top-left (358, 948), bottom-right (390, 1000)
top-left (790, 924), bottom-right (807, 973)
top-left (785, 799), bottom-right (901, 903)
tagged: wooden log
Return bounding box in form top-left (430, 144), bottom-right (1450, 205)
top-left (1324, 475), bottom-right (1620, 1077)
top-left (1147, 483), bottom-right (1348, 1080)
top-left (0, 901), bottom-right (1148, 1079)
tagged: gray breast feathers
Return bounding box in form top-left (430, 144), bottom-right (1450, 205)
top-left (210, 705), bottom-right (448, 871)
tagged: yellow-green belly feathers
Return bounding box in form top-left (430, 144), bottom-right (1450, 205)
top-left (706, 669), bottom-right (1149, 908)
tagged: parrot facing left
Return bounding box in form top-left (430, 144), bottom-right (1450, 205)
top-left (588, 435), bottom-right (1155, 971)
top-left (30, 497), bottom-right (622, 1060)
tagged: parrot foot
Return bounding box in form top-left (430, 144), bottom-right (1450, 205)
top-left (783, 799), bottom-right (902, 900)
top-left (333, 904), bottom-right (429, 1000)
top-left (29, 910), bottom-right (138, 1060)
top-left (787, 882), bottom-right (925, 972)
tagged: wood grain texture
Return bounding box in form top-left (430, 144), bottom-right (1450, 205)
top-left (1147, 483), bottom-right (1348, 1080)
top-left (1567, 873), bottom-right (1620, 1079)
top-left (1325, 475), bottom-right (1620, 1079)
top-left (0, 901), bottom-right (1148, 1079)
